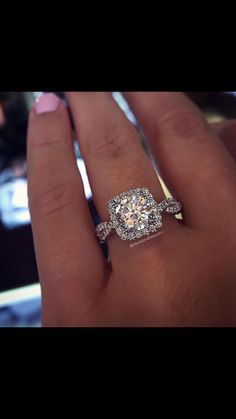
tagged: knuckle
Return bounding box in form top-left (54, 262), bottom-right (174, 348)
top-left (159, 106), bottom-right (208, 140)
top-left (31, 131), bottom-right (62, 149)
top-left (148, 93), bottom-right (210, 141)
top-left (29, 180), bottom-right (78, 219)
top-left (84, 125), bottom-right (135, 158)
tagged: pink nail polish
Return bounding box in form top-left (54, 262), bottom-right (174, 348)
top-left (34, 93), bottom-right (60, 114)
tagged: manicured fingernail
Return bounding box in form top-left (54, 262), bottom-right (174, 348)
top-left (34, 93), bottom-right (60, 114)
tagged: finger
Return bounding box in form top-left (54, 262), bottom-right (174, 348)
top-left (66, 92), bottom-right (180, 264)
top-left (27, 93), bottom-right (107, 325)
top-left (123, 92), bottom-right (236, 228)
top-left (212, 120), bottom-right (236, 161)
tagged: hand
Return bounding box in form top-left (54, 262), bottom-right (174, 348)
top-left (27, 93), bottom-right (236, 326)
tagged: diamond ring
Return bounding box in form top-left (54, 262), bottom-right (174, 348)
top-left (96, 187), bottom-right (182, 243)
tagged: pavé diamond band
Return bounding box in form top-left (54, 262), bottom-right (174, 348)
top-left (96, 188), bottom-right (182, 243)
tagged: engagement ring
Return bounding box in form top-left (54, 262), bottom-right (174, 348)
top-left (96, 187), bottom-right (182, 243)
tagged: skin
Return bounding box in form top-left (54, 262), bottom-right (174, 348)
top-left (27, 93), bottom-right (236, 327)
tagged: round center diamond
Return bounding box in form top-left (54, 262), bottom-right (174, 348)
top-left (117, 194), bottom-right (151, 231)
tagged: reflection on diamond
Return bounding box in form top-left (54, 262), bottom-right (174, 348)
top-left (117, 194), bottom-right (151, 231)
top-left (108, 188), bottom-right (163, 241)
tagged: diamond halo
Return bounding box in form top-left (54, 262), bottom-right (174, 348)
top-left (96, 187), bottom-right (182, 243)
top-left (108, 188), bottom-right (162, 241)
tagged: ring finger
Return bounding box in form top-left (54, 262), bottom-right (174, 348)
top-left (66, 92), bottom-right (180, 265)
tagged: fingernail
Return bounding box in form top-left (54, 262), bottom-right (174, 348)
top-left (34, 93), bottom-right (60, 114)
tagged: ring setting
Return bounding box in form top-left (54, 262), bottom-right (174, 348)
top-left (96, 187), bottom-right (182, 243)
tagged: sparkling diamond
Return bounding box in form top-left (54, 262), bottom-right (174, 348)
top-left (97, 188), bottom-right (181, 242)
top-left (96, 222), bottom-right (113, 242)
top-left (108, 188), bottom-right (163, 241)
top-left (116, 194), bottom-right (151, 232)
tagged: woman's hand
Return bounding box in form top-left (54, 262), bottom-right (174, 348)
top-left (27, 92), bottom-right (236, 326)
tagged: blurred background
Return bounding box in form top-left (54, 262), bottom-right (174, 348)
top-left (0, 92), bottom-right (235, 327)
